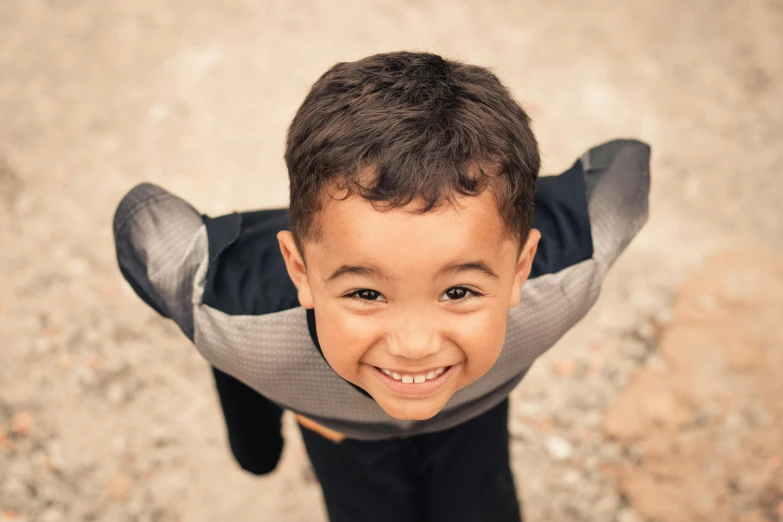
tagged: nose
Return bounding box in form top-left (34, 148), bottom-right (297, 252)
top-left (385, 309), bottom-right (441, 360)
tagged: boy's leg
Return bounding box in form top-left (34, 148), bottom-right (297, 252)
top-left (298, 422), bottom-right (422, 522)
top-left (211, 366), bottom-right (285, 474)
top-left (416, 398), bottom-right (523, 522)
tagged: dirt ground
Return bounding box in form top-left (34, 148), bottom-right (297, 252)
top-left (1, 0), bottom-right (782, 521)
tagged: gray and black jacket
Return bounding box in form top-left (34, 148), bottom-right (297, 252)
top-left (113, 139), bottom-right (650, 462)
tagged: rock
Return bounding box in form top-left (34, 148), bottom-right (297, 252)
top-left (38, 482), bottom-right (63, 505)
top-left (111, 435), bottom-right (128, 454)
top-left (535, 414), bottom-right (555, 432)
top-left (40, 508), bottom-right (63, 522)
top-left (629, 287), bottom-right (666, 316)
top-left (635, 319), bottom-right (657, 342)
top-left (617, 507), bottom-right (643, 522)
top-left (653, 307), bottom-right (674, 328)
top-left (620, 339), bottom-right (647, 360)
top-left (644, 353), bottom-right (668, 372)
top-left (555, 494), bottom-right (588, 521)
top-left (34, 337), bottom-right (54, 354)
top-left (552, 359), bottom-right (577, 377)
top-left (545, 435), bottom-right (573, 460)
top-left (552, 410), bottom-right (573, 429)
top-left (759, 477), bottom-right (783, 519)
top-left (74, 365), bottom-right (97, 387)
top-left (7, 457), bottom-right (34, 479)
top-left (583, 411), bottom-right (602, 427)
top-left (583, 455), bottom-right (599, 473)
top-left (516, 400), bottom-right (541, 417)
top-left (577, 478), bottom-right (601, 501)
top-left (10, 412), bottom-right (35, 436)
top-left (0, 432), bottom-right (14, 452)
top-left (2, 477), bottom-right (30, 507)
top-left (108, 474), bottom-right (133, 501)
top-left (31, 449), bottom-right (48, 469)
top-left (562, 469), bottom-right (580, 486)
top-left (45, 441), bottom-right (65, 471)
top-left (593, 491), bottom-right (620, 519)
top-left (0, 510), bottom-right (20, 522)
top-left (107, 383), bottom-right (125, 404)
top-left (67, 257), bottom-right (89, 276)
top-left (147, 103), bottom-right (171, 124)
top-left (599, 441), bottom-right (623, 463)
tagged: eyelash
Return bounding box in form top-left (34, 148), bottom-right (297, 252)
top-left (343, 287), bottom-right (484, 307)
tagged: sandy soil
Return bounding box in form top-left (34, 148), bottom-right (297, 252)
top-left (1, 0), bottom-right (782, 520)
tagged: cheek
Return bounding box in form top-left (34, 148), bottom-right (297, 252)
top-left (315, 308), bottom-right (373, 374)
top-left (458, 310), bottom-right (509, 372)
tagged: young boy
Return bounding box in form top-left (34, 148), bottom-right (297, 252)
top-left (113, 51), bottom-right (650, 521)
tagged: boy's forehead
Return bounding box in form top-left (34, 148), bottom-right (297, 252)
top-left (310, 189), bottom-right (511, 265)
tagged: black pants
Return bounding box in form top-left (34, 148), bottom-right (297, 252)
top-left (299, 398), bottom-right (522, 522)
top-left (211, 367), bottom-right (522, 522)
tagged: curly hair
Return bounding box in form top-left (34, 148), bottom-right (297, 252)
top-left (284, 51), bottom-right (540, 261)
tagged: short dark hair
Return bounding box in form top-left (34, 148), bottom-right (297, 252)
top-left (284, 51), bottom-right (540, 262)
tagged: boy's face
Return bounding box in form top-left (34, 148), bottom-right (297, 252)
top-left (278, 187), bottom-right (539, 421)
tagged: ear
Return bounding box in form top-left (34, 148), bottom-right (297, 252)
top-left (276, 230), bottom-right (315, 309)
top-left (508, 228), bottom-right (541, 308)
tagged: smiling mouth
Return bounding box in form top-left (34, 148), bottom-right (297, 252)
top-left (369, 364), bottom-right (457, 397)
top-left (374, 366), bottom-right (449, 384)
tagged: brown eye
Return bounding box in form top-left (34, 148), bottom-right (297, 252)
top-left (357, 290), bottom-right (381, 301)
top-left (344, 289), bottom-right (384, 306)
top-left (444, 287), bottom-right (481, 302)
top-left (447, 288), bottom-right (468, 299)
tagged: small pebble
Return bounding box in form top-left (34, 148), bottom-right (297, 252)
top-left (67, 257), bottom-right (88, 276)
top-left (636, 320), bottom-right (656, 341)
top-left (545, 435), bottom-right (573, 460)
top-left (617, 507), bottom-right (643, 522)
top-left (112, 435), bottom-right (128, 454)
top-left (516, 400), bottom-right (541, 417)
top-left (562, 469), bottom-right (580, 485)
top-left (107, 383), bottom-right (125, 404)
top-left (645, 353), bottom-right (669, 371)
top-left (40, 507), bottom-right (63, 522)
top-left (11, 412), bottom-right (35, 436)
top-left (109, 474), bottom-right (133, 501)
top-left (3, 477), bottom-right (29, 505)
top-left (552, 359), bottom-right (577, 377)
top-left (147, 103), bottom-right (170, 124)
top-left (594, 492), bottom-right (620, 518)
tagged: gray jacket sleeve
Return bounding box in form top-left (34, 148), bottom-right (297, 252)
top-left (112, 183), bottom-right (206, 340)
top-left (505, 138), bottom-right (650, 369)
top-left (581, 138), bottom-right (651, 277)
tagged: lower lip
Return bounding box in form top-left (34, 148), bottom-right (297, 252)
top-left (369, 364), bottom-right (457, 397)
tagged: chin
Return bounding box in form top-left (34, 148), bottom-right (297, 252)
top-left (375, 396), bottom-right (448, 421)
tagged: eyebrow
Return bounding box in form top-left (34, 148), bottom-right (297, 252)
top-left (324, 260), bottom-right (500, 284)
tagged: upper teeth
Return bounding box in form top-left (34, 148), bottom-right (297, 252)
top-left (381, 367), bottom-right (447, 383)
